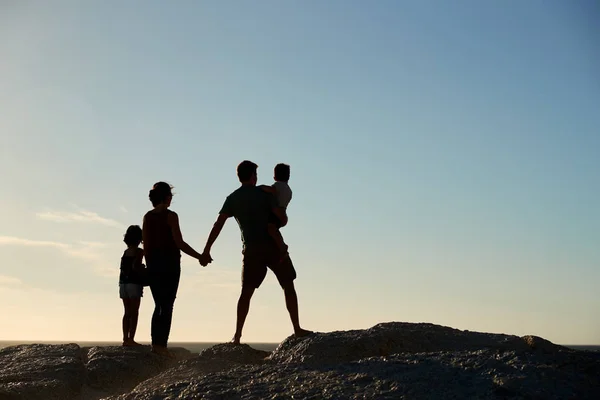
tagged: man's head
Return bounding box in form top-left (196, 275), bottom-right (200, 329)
top-left (237, 160), bottom-right (258, 185)
top-left (274, 163), bottom-right (290, 183)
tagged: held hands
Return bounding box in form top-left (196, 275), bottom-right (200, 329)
top-left (199, 252), bottom-right (213, 267)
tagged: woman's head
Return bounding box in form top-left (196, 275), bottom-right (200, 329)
top-left (124, 225), bottom-right (142, 247)
top-left (149, 181), bottom-right (173, 207)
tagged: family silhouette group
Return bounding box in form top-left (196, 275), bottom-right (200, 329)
top-left (118, 161), bottom-right (312, 357)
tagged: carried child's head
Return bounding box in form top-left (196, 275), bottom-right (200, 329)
top-left (124, 225), bottom-right (142, 248)
top-left (274, 163), bottom-right (290, 183)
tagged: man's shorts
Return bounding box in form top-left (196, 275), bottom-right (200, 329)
top-left (242, 241), bottom-right (297, 289)
top-left (119, 283), bottom-right (143, 299)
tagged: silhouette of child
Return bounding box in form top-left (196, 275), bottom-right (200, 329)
top-left (261, 163), bottom-right (292, 260)
top-left (119, 225), bottom-right (145, 347)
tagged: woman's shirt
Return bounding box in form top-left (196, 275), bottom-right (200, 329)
top-left (143, 209), bottom-right (181, 266)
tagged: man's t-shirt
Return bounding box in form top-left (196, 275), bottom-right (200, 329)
top-left (219, 185), bottom-right (277, 246)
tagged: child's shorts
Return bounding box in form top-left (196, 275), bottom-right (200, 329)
top-left (119, 283), bottom-right (143, 299)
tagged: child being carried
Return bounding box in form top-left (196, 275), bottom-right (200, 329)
top-left (261, 163), bottom-right (292, 260)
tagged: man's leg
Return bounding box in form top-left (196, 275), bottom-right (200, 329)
top-left (232, 285), bottom-right (255, 344)
top-left (272, 252), bottom-right (312, 338)
top-left (282, 282), bottom-right (311, 337)
top-left (282, 282), bottom-right (300, 331)
top-left (235, 245), bottom-right (267, 344)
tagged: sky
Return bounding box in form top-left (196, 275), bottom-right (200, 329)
top-left (0, 0), bottom-right (598, 345)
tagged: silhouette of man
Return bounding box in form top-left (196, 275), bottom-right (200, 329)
top-left (200, 160), bottom-right (312, 344)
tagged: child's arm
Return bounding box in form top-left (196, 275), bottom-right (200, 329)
top-left (259, 184), bottom-right (276, 194)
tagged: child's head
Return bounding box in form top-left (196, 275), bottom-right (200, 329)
top-left (124, 225), bottom-right (142, 247)
top-left (274, 163), bottom-right (290, 183)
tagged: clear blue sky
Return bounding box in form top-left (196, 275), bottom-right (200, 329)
top-left (1, 0), bottom-right (598, 344)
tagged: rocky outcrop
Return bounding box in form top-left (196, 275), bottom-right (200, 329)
top-left (0, 344), bottom-right (191, 400)
top-left (111, 343), bottom-right (270, 398)
top-left (0, 344), bottom-right (85, 400)
top-left (85, 346), bottom-right (192, 395)
top-left (105, 348), bottom-right (600, 400)
top-left (267, 322), bottom-right (557, 365)
top-left (106, 323), bottom-right (600, 400)
top-left (2, 323), bottom-right (599, 400)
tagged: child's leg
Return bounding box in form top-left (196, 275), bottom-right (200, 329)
top-left (128, 297), bottom-right (141, 344)
top-left (267, 223), bottom-right (288, 259)
top-left (122, 299), bottom-right (131, 344)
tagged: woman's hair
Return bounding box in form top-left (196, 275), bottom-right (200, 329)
top-left (124, 225), bottom-right (142, 247)
top-left (149, 181), bottom-right (173, 206)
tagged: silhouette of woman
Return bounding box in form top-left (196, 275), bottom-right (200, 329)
top-left (142, 182), bottom-right (204, 356)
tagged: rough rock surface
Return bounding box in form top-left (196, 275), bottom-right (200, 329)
top-left (0, 343), bottom-right (86, 400)
top-left (104, 348), bottom-right (600, 400)
top-left (104, 323), bottom-right (600, 400)
top-left (110, 343), bottom-right (270, 397)
top-left (0, 344), bottom-right (191, 400)
top-left (268, 322), bottom-right (543, 365)
top-left (2, 323), bottom-right (600, 399)
top-left (85, 346), bottom-right (192, 395)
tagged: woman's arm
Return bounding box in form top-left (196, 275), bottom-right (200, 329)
top-left (167, 211), bottom-right (203, 260)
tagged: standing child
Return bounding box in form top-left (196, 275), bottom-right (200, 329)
top-left (261, 163), bottom-right (292, 260)
top-left (119, 225), bottom-right (145, 346)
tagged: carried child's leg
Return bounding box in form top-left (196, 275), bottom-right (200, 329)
top-left (268, 223), bottom-right (288, 260)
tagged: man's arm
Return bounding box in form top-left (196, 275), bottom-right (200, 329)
top-left (203, 213), bottom-right (230, 254)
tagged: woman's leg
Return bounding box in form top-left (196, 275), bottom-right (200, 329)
top-left (159, 268), bottom-right (181, 347)
top-left (149, 282), bottom-right (164, 347)
top-left (150, 268), bottom-right (181, 349)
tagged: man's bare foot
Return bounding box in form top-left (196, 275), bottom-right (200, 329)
top-left (294, 328), bottom-right (313, 338)
top-left (230, 334), bottom-right (241, 345)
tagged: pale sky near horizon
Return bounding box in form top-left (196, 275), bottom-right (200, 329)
top-left (1, 1), bottom-right (598, 345)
